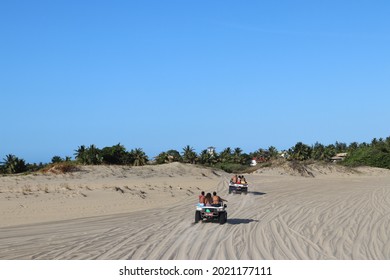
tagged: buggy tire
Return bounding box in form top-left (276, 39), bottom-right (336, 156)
top-left (195, 211), bottom-right (201, 223)
top-left (219, 212), bottom-right (227, 225)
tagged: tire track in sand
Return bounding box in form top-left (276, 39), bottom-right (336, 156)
top-left (1, 176), bottom-right (390, 259)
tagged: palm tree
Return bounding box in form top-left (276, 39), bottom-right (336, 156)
top-left (347, 142), bottom-right (359, 153)
top-left (289, 142), bottom-right (312, 161)
top-left (2, 154), bottom-right (27, 174)
top-left (324, 144), bottom-right (336, 160)
top-left (268, 146), bottom-right (279, 158)
top-left (251, 148), bottom-right (268, 162)
top-left (233, 147), bottom-right (243, 163)
top-left (74, 145), bottom-right (86, 164)
top-left (86, 144), bottom-right (103, 165)
top-left (219, 147), bottom-right (232, 163)
top-left (51, 156), bottom-right (64, 163)
top-left (131, 148), bottom-right (148, 166)
top-left (199, 149), bottom-right (213, 165)
top-left (335, 141), bottom-right (347, 153)
top-left (182, 145), bottom-right (197, 164)
top-left (312, 142), bottom-right (326, 160)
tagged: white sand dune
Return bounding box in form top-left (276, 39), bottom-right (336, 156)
top-left (1, 162), bottom-right (390, 260)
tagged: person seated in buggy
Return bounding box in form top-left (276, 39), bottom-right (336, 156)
top-left (204, 192), bottom-right (213, 206)
top-left (198, 191), bottom-right (205, 206)
top-left (212, 191), bottom-right (228, 207)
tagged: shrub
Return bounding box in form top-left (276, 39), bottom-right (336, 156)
top-left (41, 162), bottom-right (80, 174)
top-left (342, 146), bottom-right (390, 169)
top-left (215, 163), bottom-right (248, 173)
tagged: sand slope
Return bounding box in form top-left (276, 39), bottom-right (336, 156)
top-left (1, 162), bottom-right (390, 260)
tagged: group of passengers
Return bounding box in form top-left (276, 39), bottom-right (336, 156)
top-left (230, 174), bottom-right (247, 184)
top-left (198, 191), bottom-right (227, 207)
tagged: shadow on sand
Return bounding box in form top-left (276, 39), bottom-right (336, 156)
top-left (248, 191), bottom-right (266, 196)
top-left (227, 218), bottom-right (258, 225)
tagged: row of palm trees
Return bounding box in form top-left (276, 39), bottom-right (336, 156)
top-left (2, 136), bottom-right (390, 174)
top-left (73, 144), bottom-right (148, 166)
top-left (69, 136), bottom-right (390, 167)
top-left (74, 144), bottom-right (269, 167)
top-left (288, 138), bottom-right (390, 162)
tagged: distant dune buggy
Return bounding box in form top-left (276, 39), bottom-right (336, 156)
top-left (228, 183), bottom-right (248, 194)
top-left (195, 204), bottom-right (227, 224)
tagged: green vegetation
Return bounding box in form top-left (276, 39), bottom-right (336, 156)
top-left (342, 138), bottom-right (390, 169)
top-left (41, 161), bottom-right (80, 174)
top-left (74, 143), bottom-right (148, 166)
top-left (1, 154), bottom-right (27, 174)
top-left (182, 145), bottom-right (197, 164)
top-left (1, 136), bottom-right (390, 175)
top-left (215, 163), bottom-right (249, 174)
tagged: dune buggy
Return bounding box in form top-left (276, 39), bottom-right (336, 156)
top-left (195, 204), bottom-right (227, 224)
top-left (228, 183), bottom-right (248, 194)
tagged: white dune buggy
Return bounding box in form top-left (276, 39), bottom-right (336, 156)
top-left (228, 182), bottom-right (248, 194)
top-left (195, 204), bottom-right (227, 224)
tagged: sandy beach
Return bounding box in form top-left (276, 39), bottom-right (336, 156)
top-left (1, 162), bottom-right (390, 260)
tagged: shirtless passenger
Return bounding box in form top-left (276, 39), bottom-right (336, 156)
top-left (199, 191), bottom-right (205, 205)
top-left (212, 191), bottom-right (227, 207)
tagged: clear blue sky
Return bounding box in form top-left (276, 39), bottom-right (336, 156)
top-left (1, 0), bottom-right (389, 163)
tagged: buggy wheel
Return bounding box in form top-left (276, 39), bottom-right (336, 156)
top-left (219, 212), bottom-right (227, 225)
top-left (195, 211), bottom-right (201, 223)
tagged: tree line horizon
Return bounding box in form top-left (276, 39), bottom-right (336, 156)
top-left (2, 136), bottom-right (390, 174)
